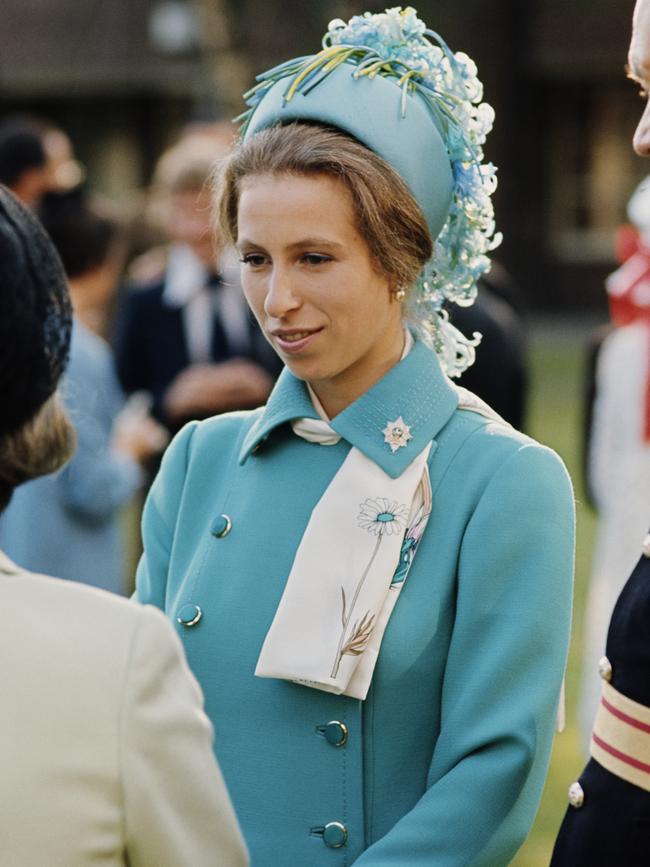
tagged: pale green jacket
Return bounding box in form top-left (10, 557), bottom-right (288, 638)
top-left (136, 339), bottom-right (575, 866)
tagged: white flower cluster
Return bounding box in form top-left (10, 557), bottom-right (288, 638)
top-left (326, 7), bottom-right (501, 376)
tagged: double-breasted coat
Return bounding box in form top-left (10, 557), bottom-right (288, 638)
top-left (136, 339), bottom-right (575, 866)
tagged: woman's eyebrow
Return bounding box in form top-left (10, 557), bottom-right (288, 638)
top-left (286, 238), bottom-right (345, 251)
top-left (236, 237), bottom-right (264, 251)
top-left (237, 237), bottom-right (345, 253)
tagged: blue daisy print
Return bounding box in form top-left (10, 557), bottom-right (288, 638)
top-left (358, 498), bottom-right (409, 536)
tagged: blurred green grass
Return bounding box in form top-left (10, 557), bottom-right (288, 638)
top-left (511, 331), bottom-right (598, 866)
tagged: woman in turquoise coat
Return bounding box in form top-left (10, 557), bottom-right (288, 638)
top-left (136, 9), bottom-right (574, 865)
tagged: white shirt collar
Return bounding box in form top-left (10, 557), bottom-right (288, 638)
top-left (162, 244), bottom-right (211, 308)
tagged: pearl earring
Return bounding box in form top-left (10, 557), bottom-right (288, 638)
top-left (395, 287), bottom-right (407, 302)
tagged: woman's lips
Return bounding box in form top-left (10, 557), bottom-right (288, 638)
top-left (271, 328), bottom-right (323, 355)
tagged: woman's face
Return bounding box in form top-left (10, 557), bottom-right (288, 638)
top-left (236, 172), bottom-right (404, 415)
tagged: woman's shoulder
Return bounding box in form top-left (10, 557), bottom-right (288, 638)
top-left (69, 318), bottom-right (112, 361)
top-left (161, 408), bottom-right (264, 469)
top-left (449, 384), bottom-right (544, 448)
top-left (441, 384), bottom-right (572, 493)
top-left (0, 558), bottom-right (150, 650)
top-left (193, 407), bottom-right (263, 438)
top-left (63, 322), bottom-right (122, 413)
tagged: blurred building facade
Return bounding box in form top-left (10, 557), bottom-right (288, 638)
top-left (0, 0), bottom-right (641, 309)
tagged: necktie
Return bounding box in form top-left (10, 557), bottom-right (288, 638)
top-left (206, 272), bottom-right (231, 363)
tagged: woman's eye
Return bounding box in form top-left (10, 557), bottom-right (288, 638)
top-left (240, 253), bottom-right (268, 267)
top-left (302, 254), bottom-right (331, 266)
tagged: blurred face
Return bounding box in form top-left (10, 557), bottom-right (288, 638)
top-left (167, 186), bottom-right (215, 265)
top-left (236, 172), bottom-right (404, 416)
top-left (629, 0), bottom-right (650, 155)
top-left (42, 129), bottom-right (83, 192)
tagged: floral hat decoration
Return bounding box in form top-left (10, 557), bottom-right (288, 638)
top-left (238, 6), bottom-right (500, 377)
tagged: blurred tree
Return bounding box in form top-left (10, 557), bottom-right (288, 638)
top-left (189, 0), bottom-right (497, 117)
top-left (191, 0), bottom-right (251, 117)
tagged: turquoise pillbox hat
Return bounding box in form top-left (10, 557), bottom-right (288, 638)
top-left (243, 60), bottom-right (454, 244)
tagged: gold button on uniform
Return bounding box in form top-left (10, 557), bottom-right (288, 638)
top-left (598, 656), bottom-right (612, 682)
top-left (642, 533), bottom-right (650, 558)
top-left (567, 781), bottom-right (584, 808)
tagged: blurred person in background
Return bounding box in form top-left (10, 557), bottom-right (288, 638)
top-left (449, 261), bottom-right (529, 430)
top-left (579, 175), bottom-right (650, 747)
top-left (41, 121), bottom-right (85, 194)
top-left (0, 115), bottom-right (49, 209)
top-left (0, 192), bottom-right (166, 594)
top-left (0, 184), bottom-right (248, 867)
top-left (0, 114), bottom-right (83, 211)
top-left (115, 126), bottom-right (281, 436)
top-left (551, 2), bottom-right (650, 863)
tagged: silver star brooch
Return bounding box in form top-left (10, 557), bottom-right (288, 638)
top-left (382, 416), bottom-right (413, 453)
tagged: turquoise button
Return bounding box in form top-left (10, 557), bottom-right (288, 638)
top-left (177, 603), bottom-right (202, 627)
top-left (211, 514), bottom-right (232, 538)
top-left (323, 822), bottom-right (347, 849)
top-left (318, 721), bottom-right (348, 747)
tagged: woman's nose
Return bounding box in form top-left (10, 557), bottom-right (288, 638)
top-left (264, 267), bottom-right (301, 318)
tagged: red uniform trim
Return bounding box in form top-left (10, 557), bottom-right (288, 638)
top-left (602, 695), bottom-right (650, 734)
top-left (592, 732), bottom-right (650, 775)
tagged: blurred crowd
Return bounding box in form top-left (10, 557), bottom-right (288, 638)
top-left (0, 114), bottom-right (283, 594)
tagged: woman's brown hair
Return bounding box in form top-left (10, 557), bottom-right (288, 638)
top-left (0, 394), bottom-right (75, 512)
top-left (213, 122), bottom-right (432, 293)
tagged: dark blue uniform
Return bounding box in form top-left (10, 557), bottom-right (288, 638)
top-left (551, 538), bottom-right (650, 866)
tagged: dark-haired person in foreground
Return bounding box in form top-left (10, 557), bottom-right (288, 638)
top-left (0, 184), bottom-right (248, 867)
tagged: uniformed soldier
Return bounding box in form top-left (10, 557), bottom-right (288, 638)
top-left (551, 4), bottom-right (650, 862)
top-left (551, 535), bottom-right (650, 866)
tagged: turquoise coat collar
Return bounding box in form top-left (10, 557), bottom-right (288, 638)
top-left (239, 340), bottom-right (458, 479)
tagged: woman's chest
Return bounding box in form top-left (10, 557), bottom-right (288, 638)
top-left (164, 434), bottom-right (463, 691)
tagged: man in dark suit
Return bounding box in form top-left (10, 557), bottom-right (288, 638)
top-left (116, 131), bottom-right (281, 434)
top-left (449, 263), bottom-right (528, 431)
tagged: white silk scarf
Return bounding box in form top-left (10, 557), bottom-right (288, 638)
top-left (255, 336), bottom-right (433, 700)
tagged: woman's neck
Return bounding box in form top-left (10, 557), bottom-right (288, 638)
top-left (309, 327), bottom-right (410, 419)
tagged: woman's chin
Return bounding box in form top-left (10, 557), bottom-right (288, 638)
top-left (283, 357), bottom-right (331, 383)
